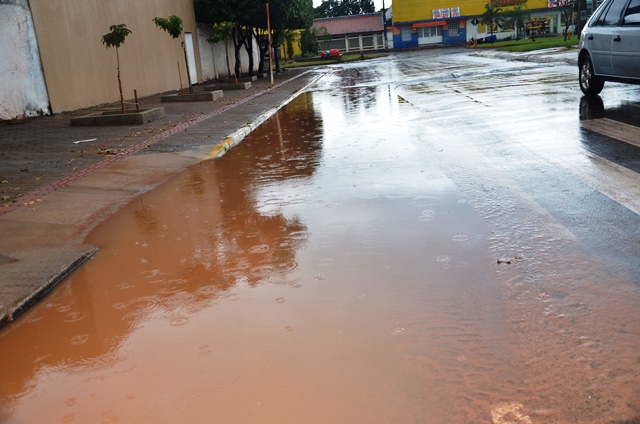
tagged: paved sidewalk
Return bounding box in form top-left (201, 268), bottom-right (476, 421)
top-left (0, 68), bottom-right (323, 326)
top-left (472, 45), bottom-right (579, 66)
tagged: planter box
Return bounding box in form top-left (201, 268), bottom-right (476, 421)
top-left (70, 107), bottom-right (165, 126)
top-left (161, 91), bottom-right (223, 102)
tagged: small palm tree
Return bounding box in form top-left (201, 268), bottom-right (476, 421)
top-left (281, 29), bottom-right (299, 60)
top-left (101, 24), bottom-right (132, 113)
top-left (504, 3), bottom-right (530, 40)
top-left (153, 15), bottom-right (193, 93)
top-left (480, 2), bottom-right (503, 43)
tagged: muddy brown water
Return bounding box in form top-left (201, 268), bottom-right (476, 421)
top-left (1, 55), bottom-right (640, 423)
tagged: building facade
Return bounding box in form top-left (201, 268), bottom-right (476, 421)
top-left (2, 0), bottom-right (259, 121)
top-left (312, 14), bottom-right (386, 54)
top-left (390, 0), bottom-right (568, 48)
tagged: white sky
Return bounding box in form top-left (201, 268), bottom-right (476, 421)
top-left (312, 0), bottom-right (388, 13)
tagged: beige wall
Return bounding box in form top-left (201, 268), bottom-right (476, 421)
top-left (29, 0), bottom-right (202, 113)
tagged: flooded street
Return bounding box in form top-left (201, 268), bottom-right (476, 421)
top-left (1, 49), bottom-right (640, 423)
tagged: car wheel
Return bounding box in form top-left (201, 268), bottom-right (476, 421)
top-left (579, 55), bottom-right (604, 96)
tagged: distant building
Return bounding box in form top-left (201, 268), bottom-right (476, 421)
top-left (312, 13), bottom-right (386, 55)
top-left (390, 0), bottom-right (570, 48)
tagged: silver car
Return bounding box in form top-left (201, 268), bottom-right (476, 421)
top-left (578, 0), bottom-right (640, 95)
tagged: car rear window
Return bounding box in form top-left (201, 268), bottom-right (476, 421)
top-left (591, 0), bottom-right (614, 26)
top-left (599, 0), bottom-right (629, 25)
top-left (623, 0), bottom-right (640, 23)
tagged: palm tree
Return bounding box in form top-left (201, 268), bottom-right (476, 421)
top-left (480, 2), bottom-right (503, 43)
top-left (504, 3), bottom-right (530, 40)
top-left (281, 29), bottom-right (299, 60)
top-left (101, 24), bottom-right (132, 114)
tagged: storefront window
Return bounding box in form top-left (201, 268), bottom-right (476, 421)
top-left (448, 21), bottom-right (460, 36)
top-left (418, 26), bottom-right (443, 37)
top-left (401, 27), bottom-right (412, 41)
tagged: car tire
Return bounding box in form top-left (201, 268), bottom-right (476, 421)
top-left (579, 55), bottom-right (605, 96)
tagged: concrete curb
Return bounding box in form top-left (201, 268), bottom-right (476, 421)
top-left (0, 247), bottom-right (97, 327)
top-left (209, 70), bottom-right (327, 159)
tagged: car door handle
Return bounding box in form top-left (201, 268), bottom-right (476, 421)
top-left (613, 35), bottom-right (621, 42)
top-left (588, 35), bottom-right (594, 40)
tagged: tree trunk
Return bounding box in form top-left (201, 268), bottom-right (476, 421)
top-left (254, 31), bottom-right (269, 75)
top-left (224, 41), bottom-right (236, 85)
top-left (232, 26), bottom-right (248, 79)
top-left (243, 30), bottom-right (255, 76)
top-left (273, 29), bottom-right (281, 72)
top-left (116, 47), bottom-right (125, 114)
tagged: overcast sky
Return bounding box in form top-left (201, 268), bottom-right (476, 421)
top-left (312, 0), bottom-right (388, 13)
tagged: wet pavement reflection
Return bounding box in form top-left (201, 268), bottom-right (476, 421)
top-left (1, 51), bottom-right (640, 423)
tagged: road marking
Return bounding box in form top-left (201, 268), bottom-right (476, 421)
top-left (581, 118), bottom-right (640, 149)
top-left (582, 152), bottom-right (640, 216)
top-left (530, 134), bottom-right (640, 217)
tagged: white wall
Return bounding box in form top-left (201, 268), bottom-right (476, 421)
top-left (0, 1), bottom-right (50, 120)
top-left (197, 23), bottom-right (260, 82)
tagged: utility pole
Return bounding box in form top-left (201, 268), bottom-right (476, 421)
top-left (382, 0), bottom-right (387, 49)
top-left (266, 3), bottom-right (275, 88)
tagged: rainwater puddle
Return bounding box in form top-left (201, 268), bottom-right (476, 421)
top-left (0, 84), bottom-right (509, 423)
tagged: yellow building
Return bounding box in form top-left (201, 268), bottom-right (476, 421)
top-left (279, 30), bottom-right (304, 59)
top-left (390, 0), bottom-right (566, 47)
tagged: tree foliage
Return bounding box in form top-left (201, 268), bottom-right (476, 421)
top-left (503, 3), bottom-right (530, 39)
top-left (195, 0), bottom-right (313, 74)
top-left (314, 0), bottom-right (375, 18)
top-left (153, 15), bottom-right (184, 38)
top-left (101, 24), bottom-right (132, 49)
top-left (299, 26), bottom-right (329, 55)
top-left (556, 0), bottom-right (577, 39)
top-left (480, 2), bottom-right (504, 40)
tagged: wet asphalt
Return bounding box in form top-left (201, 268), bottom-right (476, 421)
top-left (0, 46), bottom-right (578, 327)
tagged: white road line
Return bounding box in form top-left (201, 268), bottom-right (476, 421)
top-left (534, 135), bottom-right (640, 217)
top-left (581, 152), bottom-right (640, 216)
top-left (581, 118), bottom-right (640, 149)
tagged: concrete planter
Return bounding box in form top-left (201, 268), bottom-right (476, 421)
top-left (161, 90), bottom-right (223, 102)
top-left (70, 107), bottom-right (165, 126)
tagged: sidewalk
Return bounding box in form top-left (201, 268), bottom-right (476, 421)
top-left (0, 69), bottom-right (322, 327)
top-left (472, 45), bottom-right (579, 66)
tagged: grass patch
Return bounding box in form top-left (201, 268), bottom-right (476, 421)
top-left (281, 52), bottom-right (388, 68)
top-left (474, 35), bottom-right (578, 52)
